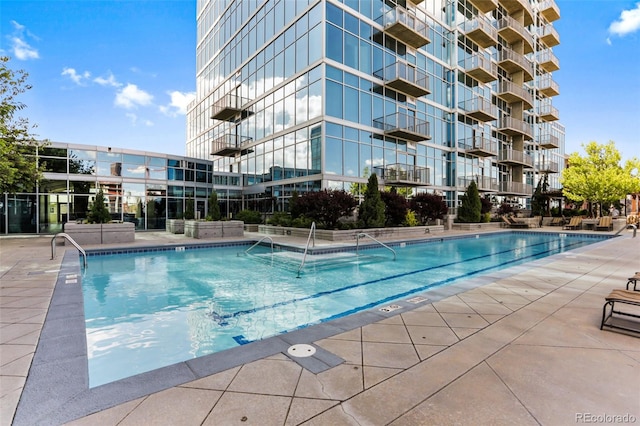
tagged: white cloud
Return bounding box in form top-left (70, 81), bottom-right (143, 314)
top-left (608, 2), bottom-right (640, 37)
top-left (9, 21), bottom-right (39, 60)
top-left (115, 84), bottom-right (153, 109)
top-left (159, 90), bottom-right (195, 116)
top-left (62, 67), bottom-right (91, 85)
top-left (94, 72), bottom-right (121, 88)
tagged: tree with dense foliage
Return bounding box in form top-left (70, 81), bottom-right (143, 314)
top-left (458, 181), bottom-right (481, 223)
top-left (184, 197), bottom-right (195, 220)
top-left (235, 210), bottom-right (262, 224)
top-left (531, 173), bottom-right (550, 217)
top-left (560, 141), bottom-right (640, 216)
top-left (358, 174), bottom-right (385, 228)
top-left (381, 189), bottom-right (408, 226)
top-left (208, 191), bottom-right (221, 220)
top-left (0, 56), bottom-right (48, 194)
top-left (87, 190), bottom-right (111, 224)
top-left (410, 193), bottom-right (448, 225)
top-left (294, 189), bottom-right (357, 229)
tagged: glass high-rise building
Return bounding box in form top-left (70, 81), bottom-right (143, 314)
top-left (186, 0), bottom-right (563, 214)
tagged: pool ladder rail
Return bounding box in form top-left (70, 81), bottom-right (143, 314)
top-left (243, 236), bottom-right (275, 256)
top-left (51, 233), bottom-right (87, 268)
top-left (297, 222), bottom-right (316, 278)
top-left (356, 232), bottom-right (397, 261)
top-left (614, 223), bottom-right (637, 238)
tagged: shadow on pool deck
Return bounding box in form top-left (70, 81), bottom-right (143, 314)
top-left (1, 229), bottom-right (639, 425)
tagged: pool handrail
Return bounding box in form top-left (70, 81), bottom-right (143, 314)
top-left (356, 233), bottom-right (397, 261)
top-left (296, 222), bottom-right (316, 277)
top-left (614, 223), bottom-right (637, 238)
top-left (244, 236), bottom-right (275, 255)
top-left (51, 233), bottom-right (87, 268)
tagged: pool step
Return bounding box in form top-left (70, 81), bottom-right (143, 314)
top-left (247, 251), bottom-right (386, 272)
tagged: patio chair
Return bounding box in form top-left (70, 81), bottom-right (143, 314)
top-left (502, 216), bottom-right (529, 228)
top-left (600, 289), bottom-right (640, 335)
top-left (595, 216), bottom-right (613, 231)
top-left (627, 273), bottom-right (640, 291)
top-left (549, 217), bottom-right (563, 226)
top-left (563, 217), bottom-right (582, 230)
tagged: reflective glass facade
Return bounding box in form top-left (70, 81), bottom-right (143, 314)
top-left (187, 0), bottom-right (564, 214)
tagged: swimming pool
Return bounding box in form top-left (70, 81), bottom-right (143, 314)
top-left (81, 231), bottom-right (604, 387)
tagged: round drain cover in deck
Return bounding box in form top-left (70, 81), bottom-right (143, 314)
top-left (287, 344), bottom-right (316, 358)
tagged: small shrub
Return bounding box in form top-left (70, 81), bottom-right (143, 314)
top-left (381, 190), bottom-right (408, 227)
top-left (358, 174), bottom-right (385, 228)
top-left (208, 191), bottom-right (221, 221)
top-left (235, 210), bottom-right (262, 224)
top-left (291, 215), bottom-right (314, 228)
top-left (458, 181), bottom-right (481, 223)
top-left (87, 190), bottom-right (111, 224)
top-left (268, 212), bottom-right (291, 226)
top-left (498, 203), bottom-right (514, 216)
top-left (482, 212), bottom-right (491, 223)
top-left (404, 209), bottom-right (419, 227)
top-left (184, 197), bottom-right (195, 220)
top-left (410, 193), bottom-right (448, 225)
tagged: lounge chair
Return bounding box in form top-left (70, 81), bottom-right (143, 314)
top-left (502, 216), bottom-right (529, 228)
top-left (601, 289), bottom-right (640, 335)
top-left (549, 217), bottom-right (563, 226)
top-left (595, 216), bottom-right (613, 231)
top-left (563, 217), bottom-right (582, 230)
top-left (627, 273), bottom-right (640, 291)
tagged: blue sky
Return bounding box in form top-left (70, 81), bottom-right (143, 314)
top-left (1, 0), bottom-right (639, 161)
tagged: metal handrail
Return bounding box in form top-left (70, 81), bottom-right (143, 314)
top-left (615, 224), bottom-right (637, 238)
top-left (355, 233), bottom-right (397, 260)
top-left (243, 236), bottom-right (275, 255)
top-left (296, 222), bottom-right (316, 278)
top-left (51, 233), bottom-right (87, 268)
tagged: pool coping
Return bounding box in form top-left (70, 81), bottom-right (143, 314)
top-left (12, 231), bottom-right (616, 425)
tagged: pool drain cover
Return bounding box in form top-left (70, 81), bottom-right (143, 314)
top-left (287, 344), bottom-right (316, 358)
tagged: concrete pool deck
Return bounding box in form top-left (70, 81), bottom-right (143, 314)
top-left (1, 228), bottom-right (639, 425)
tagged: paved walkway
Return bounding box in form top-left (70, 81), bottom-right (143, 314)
top-left (1, 228), bottom-right (639, 425)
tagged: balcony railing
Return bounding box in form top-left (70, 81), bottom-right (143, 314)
top-left (379, 6), bottom-right (430, 49)
top-left (498, 149), bottom-right (534, 168)
top-left (497, 48), bottom-right (534, 81)
top-left (498, 181), bottom-right (534, 195)
top-left (497, 16), bottom-right (534, 54)
top-left (374, 62), bottom-right (430, 98)
top-left (539, 133), bottom-right (559, 149)
top-left (459, 176), bottom-right (498, 192)
top-left (538, 24), bottom-right (560, 48)
top-left (498, 0), bottom-right (534, 26)
top-left (459, 134), bottom-right (498, 157)
top-left (210, 134), bottom-right (252, 157)
top-left (537, 49), bottom-right (560, 73)
top-left (374, 164), bottom-right (430, 186)
top-left (537, 75), bottom-right (560, 97)
top-left (459, 54), bottom-right (498, 83)
top-left (539, 0), bottom-right (560, 22)
top-left (498, 117), bottom-right (533, 139)
top-left (536, 161), bottom-right (559, 173)
top-left (373, 112), bottom-right (431, 142)
top-left (538, 103), bottom-right (560, 122)
top-left (496, 80), bottom-right (534, 110)
top-left (460, 15), bottom-right (498, 48)
top-left (211, 94), bottom-right (253, 121)
top-left (459, 98), bottom-right (497, 122)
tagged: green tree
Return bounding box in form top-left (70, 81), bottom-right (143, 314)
top-left (458, 181), bottom-right (481, 223)
top-left (208, 191), bottom-right (221, 220)
top-left (184, 197), bottom-right (195, 220)
top-left (531, 173), bottom-right (550, 217)
top-left (0, 56), bottom-right (48, 193)
top-left (87, 190), bottom-right (111, 224)
top-left (358, 173), bottom-right (385, 228)
top-left (560, 141), bottom-right (640, 216)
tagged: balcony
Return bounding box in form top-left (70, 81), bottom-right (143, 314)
top-left (539, 0), bottom-right (560, 22)
top-left (536, 160), bottom-right (559, 173)
top-left (538, 103), bottom-right (560, 121)
top-left (539, 133), bottom-right (559, 149)
top-left (538, 24), bottom-right (560, 48)
top-left (498, 181), bottom-right (534, 196)
top-left (497, 48), bottom-right (534, 81)
top-left (374, 62), bottom-right (430, 98)
top-left (407, 0), bottom-right (424, 4)
top-left (496, 80), bottom-right (534, 110)
top-left (498, 0), bottom-right (534, 26)
top-left (460, 15), bottom-right (498, 48)
top-left (497, 16), bottom-right (534, 54)
top-left (459, 176), bottom-right (499, 192)
top-left (459, 134), bottom-right (498, 157)
top-left (498, 116), bottom-right (533, 139)
top-left (459, 54), bottom-right (498, 83)
top-left (373, 112), bottom-right (431, 142)
top-left (498, 149), bottom-right (534, 168)
top-left (459, 98), bottom-right (497, 122)
top-left (211, 95), bottom-right (253, 122)
top-left (468, 0), bottom-right (498, 13)
top-left (537, 49), bottom-right (560, 73)
top-left (210, 134), bottom-right (252, 157)
top-left (374, 164), bottom-right (430, 187)
top-left (379, 6), bottom-right (430, 49)
top-left (538, 75), bottom-right (560, 97)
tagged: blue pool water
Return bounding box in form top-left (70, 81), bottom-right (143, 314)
top-left (82, 232), bottom-right (602, 387)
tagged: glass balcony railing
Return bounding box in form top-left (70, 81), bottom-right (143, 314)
top-left (211, 95), bottom-right (253, 122)
top-left (499, 181), bottom-right (534, 195)
top-left (378, 6), bottom-right (430, 48)
top-left (537, 75), bottom-right (560, 97)
top-left (459, 54), bottom-right (498, 83)
top-left (459, 98), bottom-right (498, 122)
top-left (459, 134), bottom-right (498, 157)
top-left (459, 176), bottom-right (498, 191)
top-left (497, 48), bottom-right (534, 81)
top-left (373, 112), bottom-right (431, 142)
top-left (374, 163), bottom-right (430, 186)
top-left (374, 62), bottom-right (430, 97)
top-left (496, 80), bottom-right (534, 109)
top-left (498, 117), bottom-right (533, 139)
top-left (539, 133), bottom-right (559, 149)
top-left (538, 24), bottom-right (560, 48)
top-left (537, 49), bottom-right (560, 73)
top-left (497, 16), bottom-right (534, 54)
top-left (498, 149), bottom-right (534, 168)
top-left (539, 0), bottom-right (560, 22)
top-left (210, 134), bottom-right (252, 157)
top-left (460, 15), bottom-right (498, 48)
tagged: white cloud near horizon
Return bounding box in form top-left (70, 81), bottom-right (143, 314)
top-left (8, 21), bottom-right (39, 60)
top-left (159, 90), bottom-right (195, 116)
top-left (115, 83), bottom-right (154, 109)
top-left (61, 67), bottom-right (91, 85)
top-left (608, 2), bottom-right (640, 43)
